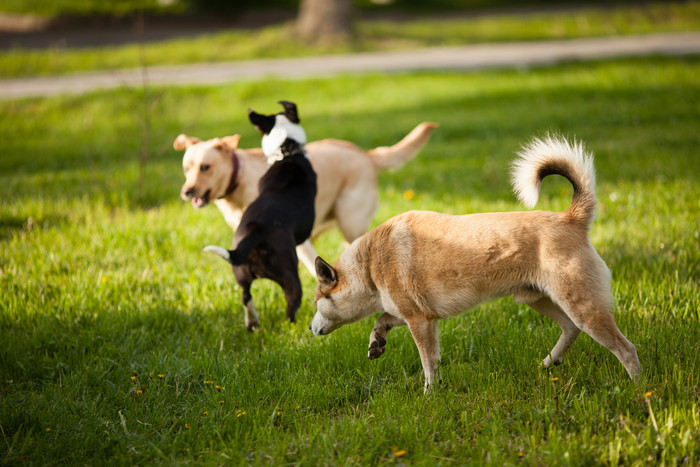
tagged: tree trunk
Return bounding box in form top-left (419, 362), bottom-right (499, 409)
top-left (296, 0), bottom-right (353, 44)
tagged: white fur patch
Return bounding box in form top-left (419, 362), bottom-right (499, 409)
top-left (203, 245), bottom-right (230, 260)
top-left (261, 115), bottom-right (307, 158)
top-left (511, 135), bottom-right (595, 208)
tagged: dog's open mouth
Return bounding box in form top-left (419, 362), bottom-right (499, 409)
top-left (192, 189), bottom-right (211, 208)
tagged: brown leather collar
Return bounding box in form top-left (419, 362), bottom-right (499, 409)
top-left (220, 150), bottom-right (240, 198)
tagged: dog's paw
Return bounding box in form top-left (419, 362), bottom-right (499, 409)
top-left (245, 320), bottom-right (260, 332)
top-left (368, 335), bottom-right (387, 360)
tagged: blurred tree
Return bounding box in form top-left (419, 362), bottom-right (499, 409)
top-left (296, 0), bottom-right (353, 43)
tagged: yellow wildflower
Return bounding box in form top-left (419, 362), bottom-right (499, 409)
top-left (131, 376), bottom-right (136, 381)
top-left (550, 377), bottom-right (559, 382)
top-left (403, 189), bottom-right (415, 200)
top-left (136, 390), bottom-right (142, 395)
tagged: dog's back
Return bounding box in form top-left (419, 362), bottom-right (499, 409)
top-left (245, 141), bottom-right (317, 245)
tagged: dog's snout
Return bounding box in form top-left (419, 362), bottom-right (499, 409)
top-left (181, 186), bottom-right (195, 199)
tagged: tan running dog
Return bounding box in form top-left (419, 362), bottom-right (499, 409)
top-left (175, 122), bottom-right (438, 274)
top-left (310, 136), bottom-right (641, 391)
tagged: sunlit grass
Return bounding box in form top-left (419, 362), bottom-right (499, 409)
top-left (0, 56), bottom-right (698, 464)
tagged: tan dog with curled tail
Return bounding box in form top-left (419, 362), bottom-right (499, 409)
top-left (310, 136), bottom-right (640, 392)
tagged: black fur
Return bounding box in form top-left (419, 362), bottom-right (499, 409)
top-left (217, 102), bottom-right (316, 325)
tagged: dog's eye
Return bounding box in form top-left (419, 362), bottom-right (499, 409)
top-left (200, 164), bottom-right (210, 172)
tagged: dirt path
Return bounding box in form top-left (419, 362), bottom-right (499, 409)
top-left (1, 31), bottom-right (699, 100)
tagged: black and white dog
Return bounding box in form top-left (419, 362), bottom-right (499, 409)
top-left (204, 101), bottom-right (317, 330)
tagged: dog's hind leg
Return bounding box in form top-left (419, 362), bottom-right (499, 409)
top-left (406, 316), bottom-right (441, 393)
top-left (569, 304), bottom-right (640, 379)
top-left (520, 294), bottom-right (581, 368)
top-left (368, 313), bottom-right (406, 360)
top-left (552, 289), bottom-right (641, 379)
top-left (280, 276), bottom-right (302, 324)
top-left (233, 269), bottom-right (259, 331)
top-left (243, 292), bottom-right (260, 331)
top-left (270, 260), bottom-right (302, 324)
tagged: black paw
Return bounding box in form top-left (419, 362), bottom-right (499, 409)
top-left (368, 336), bottom-right (387, 360)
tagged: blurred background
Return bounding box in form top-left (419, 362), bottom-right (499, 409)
top-left (1, 0), bottom-right (687, 49)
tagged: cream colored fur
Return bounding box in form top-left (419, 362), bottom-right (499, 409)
top-left (175, 122), bottom-right (438, 274)
top-left (311, 136), bottom-right (641, 392)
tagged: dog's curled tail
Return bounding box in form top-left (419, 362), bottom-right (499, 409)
top-left (512, 135), bottom-right (597, 226)
top-left (367, 122), bottom-right (438, 170)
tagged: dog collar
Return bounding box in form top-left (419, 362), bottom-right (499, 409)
top-left (221, 150), bottom-right (240, 198)
top-left (266, 139), bottom-right (307, 164)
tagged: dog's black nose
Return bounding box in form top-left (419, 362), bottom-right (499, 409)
top-left (182, 187), bottom-right (195, 198)
top-left (308, 324), bottom-right (312, 331)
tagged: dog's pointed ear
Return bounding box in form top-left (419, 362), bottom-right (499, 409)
top-left (278, 100), bottom-right (300, 123)
top-left (217, 134), bottom-right (241, 150)
top-left (315, 257), bottom-right (337, 288)
top-left (173, 134), bottom-right (201, 150)
top-left (248, 108), bottom-right (276, 135)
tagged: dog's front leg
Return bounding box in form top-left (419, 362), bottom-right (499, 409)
top-left (406, 317), bottom-right (441, 393)
top-left (368, 313), bottom-right (406, 360)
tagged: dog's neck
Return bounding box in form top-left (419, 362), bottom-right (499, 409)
top-left (220, 149), bottom-right (240, 198)
top-left (266, 138), bottom-right (307, 164)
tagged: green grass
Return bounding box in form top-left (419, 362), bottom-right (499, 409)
top-left (1, 1), bottom-right (699, 78)
top-left (1, 56), bottom-right (699, 464)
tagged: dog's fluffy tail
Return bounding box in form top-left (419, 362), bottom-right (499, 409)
top-left (367, 122), bottom-right (438, 170)
top-left (512, 135), bottom-right (597, 226)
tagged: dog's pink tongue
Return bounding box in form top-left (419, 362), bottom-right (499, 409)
top-left (192, 198), bottom-right (203, 207)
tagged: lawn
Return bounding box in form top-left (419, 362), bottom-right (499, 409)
top-left (0, 56), bottom-right (699, 464)
top-left (1, 1), bottom-right (699, 78)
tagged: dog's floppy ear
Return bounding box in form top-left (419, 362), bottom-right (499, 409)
top-left (173, 134), bottom-right (201, 150)
top-left (216, 134), bottom-right (241, 150)
top-left (315, 257), bottom-right (338, 289)
top-left (278, 100), bottom-right (300, 123)
top-left (248, 108), bottom-right (276, 135)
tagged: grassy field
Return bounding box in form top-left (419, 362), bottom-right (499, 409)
top-left (1, 1), bottom-right (699, 78)
top-left (1, 56), bottom-right (699, 464)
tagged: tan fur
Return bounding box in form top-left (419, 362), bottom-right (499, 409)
top-left (311, 137), bottom-right (641, 392)
top-left (176, 122), bottom-right (438, 274)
